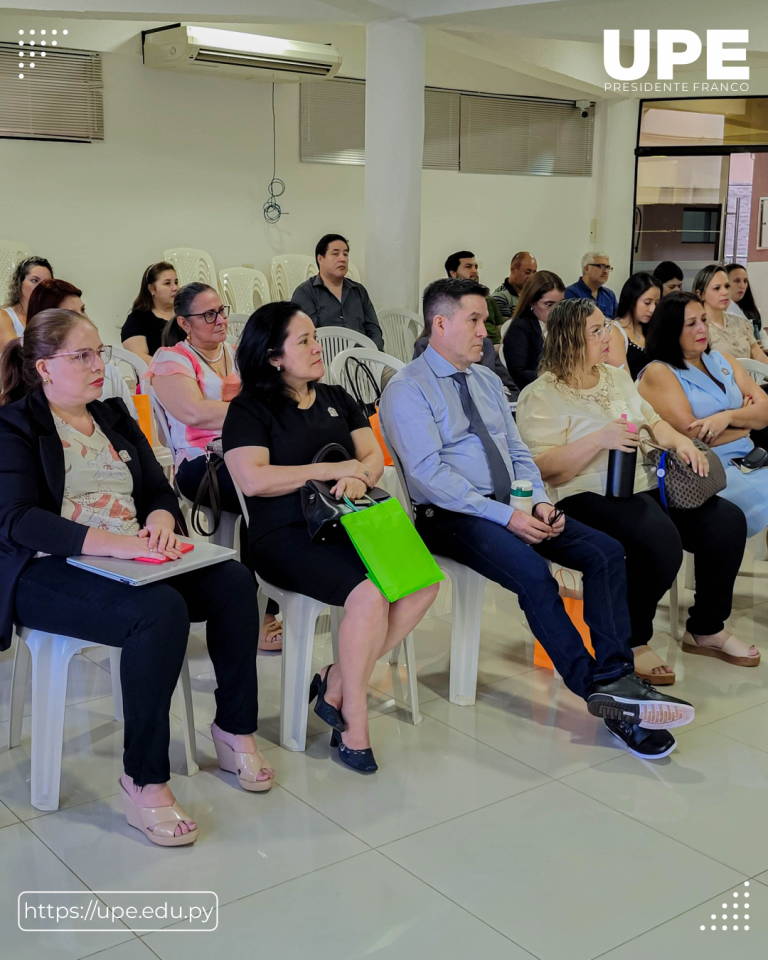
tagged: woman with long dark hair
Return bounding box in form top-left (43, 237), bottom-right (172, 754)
top-left (606, 273), bottom-right (662, 379)
top-left (121, 261), bottom-right (179, 365)
top-left (0, 309), bottom-right (272, 846)
top-left (501, 270), bottom-right (565, 388)
top-left (223, 301), bottom-right (438, 772)
top-left (0, 256), bottom-right (53, 351)
top-left (725, 262), bottom-right (764, 343)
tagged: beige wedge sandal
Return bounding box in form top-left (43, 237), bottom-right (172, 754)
top-left (632, 645), bottom-right (676, 685)
top-left (119, 780), bottom-right (198, 847)
top-left (682, 632), bottom-right (761, 667)
top-left (212, 733), bottom-right (274, 792)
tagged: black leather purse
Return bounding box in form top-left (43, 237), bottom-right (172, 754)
top-left (301, 442), bottom-right (389, 543)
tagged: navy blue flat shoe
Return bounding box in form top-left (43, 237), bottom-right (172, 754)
top-left (330, 729), bottom-right (378, 773)
top-left (309, 665), bottom-right (345, 732)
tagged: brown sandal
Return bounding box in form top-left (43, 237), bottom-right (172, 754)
top-left (258, 617), bottom-right (283, 653)
top-left (632, 645), bottom-right (676, 685)
top-left (682, 632), bottom-right (761, 667)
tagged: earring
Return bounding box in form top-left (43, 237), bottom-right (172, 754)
top-left (43, 377), bottom-right (51, 384)
top-left (276, 365), bottom-right (283, 372)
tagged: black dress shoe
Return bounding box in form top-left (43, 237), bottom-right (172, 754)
top-left (308, 666), bottom-right (345, 733)
top-left (605, 719), bottom-right (677, 759)
top-left (330, 729), bottom-right (378, 773)
top-left (588, 674), bottom-right (694, 730)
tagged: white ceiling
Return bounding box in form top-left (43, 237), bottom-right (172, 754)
top-left (1, 0), bottom-right (766, 98)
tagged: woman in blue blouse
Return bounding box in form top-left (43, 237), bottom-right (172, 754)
top-left (638, 291), bottom-right (768, 665)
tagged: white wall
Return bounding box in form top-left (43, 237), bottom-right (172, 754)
top-left (0, 43), bottom-right (622, 335)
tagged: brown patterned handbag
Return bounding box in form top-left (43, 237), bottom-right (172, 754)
top-left (639, 424), bottom-right (726, 510)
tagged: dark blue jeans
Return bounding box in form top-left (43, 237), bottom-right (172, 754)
top-left (415, 507), bottom-right (634, 700)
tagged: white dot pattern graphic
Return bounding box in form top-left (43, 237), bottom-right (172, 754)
top-left (702, 883), bottom-right (753, 932)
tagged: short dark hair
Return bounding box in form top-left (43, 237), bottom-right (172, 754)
top-left (616, 272), bottom-right (661, 324)
top-left (644, 291), bottom-right (706, 370)
top-left (653, 260), bottom-right (684, 285)
top-left (315, 233), bottom-right (348, 265)
top-left (444, 251), bottom-right (475, 277)
top-left (422, 277), bottom-right (489, 337)
top-left (236, 300), bottom-right (307, 406)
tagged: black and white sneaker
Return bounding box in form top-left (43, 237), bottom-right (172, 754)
top-left (587, 674), bottom-right (694, 730)
top-left (605, 719), bottom-right (677, 759)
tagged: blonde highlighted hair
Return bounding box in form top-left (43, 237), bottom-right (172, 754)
top-left (538, 298), bottom-right (598, 382)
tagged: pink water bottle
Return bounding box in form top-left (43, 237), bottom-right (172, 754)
top-left (605, 414), bottom-right (637, 498)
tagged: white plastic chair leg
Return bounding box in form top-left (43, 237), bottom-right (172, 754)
top-left (329, 606), bottom-right (343, 663)
top-left (402, 632), bottom-right (422, 724)
top-left (174, 659), bottom-right (199, 776)
top-left (212, 511), bottom-right (239, 554)
top-left (108, 647), bottom-right (124, 722)
top-left (441, 559), bottom-right (487, 706)
top-left (684, 552), bottom-right (694, 591)
top-left (388, 642), bottom-right (401, 665)
top-left (668, 575), bottom-right (680, 640)
top-left (280, 596), bottom-right (324, 751)
top-left (9, 633), bottom-right (30, 749)
top-left (26, 631), bottom-right (83, 811)
top-left (256, 587), bottom-right (268, 629)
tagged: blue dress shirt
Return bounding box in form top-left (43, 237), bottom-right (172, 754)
top-left (380, 345), bottom-right (549, 526)
top-left (563, 277), bottom-right (618, 319)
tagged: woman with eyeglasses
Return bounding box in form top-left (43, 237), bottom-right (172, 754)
top-left (149, 282), bottom-right (282, 652)
top-left (0, 309), bottom-right (272, 847)
top-left (0, 256), bottom-right (53, 352)
top-left (516, 299), bottom-right (748, 684)
top-left (501, 271), bottom-right (565, 389)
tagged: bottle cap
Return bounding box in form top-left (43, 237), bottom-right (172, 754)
top-left (510, 480), bottom-right (533, 497)
top-left (621, 413), bottom-right (637, 434)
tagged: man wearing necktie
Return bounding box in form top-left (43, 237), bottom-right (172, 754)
top-left (381, 278), bottom-right (693, 760)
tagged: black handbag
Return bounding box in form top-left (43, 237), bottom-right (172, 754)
top-left (190, 438), bottom-right (226, 537)
top-left (342, 356), bottom-right (381, 417)
top-left (301, 442), bottom-right (389, 543)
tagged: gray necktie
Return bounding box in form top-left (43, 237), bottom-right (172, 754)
top-left (450, 372), bottom-right (510, 505)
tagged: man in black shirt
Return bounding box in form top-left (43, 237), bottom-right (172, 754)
top-left (292, 234), bottom-right (384, 350)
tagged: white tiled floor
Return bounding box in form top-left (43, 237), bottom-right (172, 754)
top-left (2, 546), bottom-right (768, 959)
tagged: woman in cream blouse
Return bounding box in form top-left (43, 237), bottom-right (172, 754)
top-left (516, 298), bottom-right (748, 685)
top-left (693, 264), bottom-right (768, 366)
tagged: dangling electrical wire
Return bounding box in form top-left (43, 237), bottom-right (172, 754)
top-left (263, 82), bottom-right (287, 223)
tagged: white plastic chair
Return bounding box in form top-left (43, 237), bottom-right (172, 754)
top-left (220, 267), bottom-right (271, 314)
top-left (148, 387), bottom-right (239, 551)
top-left (0, 239), bottom-right (31, 299)
top-left (164, 247), bottom-right (218, 290)
top-left (386, 440), bottom-right (488, 706)
top-left (346, 261), bottom-right (361, 282)
top-left (110, 344), bottom-right (149, 388)
top-left (330, 348), bottom-right (404, 407)
top-left (377, 309), bottom-right (422, 363)
top-left (269, 255), bottom-right (317, 301)
top-left (226, 314), bottom-right (249, 341)
top-left (109, 346), bottom-right (172, 473)
top-left (498, 319), bottom-right (514, 370)
top-left (737, 357), bottom-right (768, 384)
top-left (233, 482), bottom-right (421, 750)
top-left (9, 627), bottom-right (197, 811)
top-left (315, 327), bottom-right (377, 384)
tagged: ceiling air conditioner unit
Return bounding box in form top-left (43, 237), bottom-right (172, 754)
top-left (142, 25), bottom-right (341, 82)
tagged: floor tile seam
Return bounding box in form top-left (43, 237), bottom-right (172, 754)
top-left (556, 778), bottom-right (756, 876)
top-left (372, 846), bottom-right (542, 960)
top-left (79, 932), bottom-right (148, 960)
top-left (587, 877), bottom-right (761, 959)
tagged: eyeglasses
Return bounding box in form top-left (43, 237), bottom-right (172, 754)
top-left (48, 345), bottom-right (113, 367)
top-left (185, 304), bottom-right (231, 324)
top-left (547, 507), bottom-right (564, 528)
top-left (587, 263), bottom-right (613, 272)
top-left (586, 320), bottom-right (615, 340)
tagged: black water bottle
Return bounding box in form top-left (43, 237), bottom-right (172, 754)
top-left (605, 415), bottom-right (637, 498)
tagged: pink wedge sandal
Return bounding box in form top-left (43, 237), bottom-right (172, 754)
top-left (119, 780), bottom-right (198, 847)
top-left (212, 731), bottom-right (274, 793)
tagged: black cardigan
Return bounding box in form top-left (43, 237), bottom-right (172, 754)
top-left (502, 312), bottom-right (544, 390)
top-left (0, 390), bottom-right (181, 650)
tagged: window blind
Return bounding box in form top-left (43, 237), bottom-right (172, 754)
top-left (423, 88), bottom-right (460, 171)
top-left (300, 78), bottom-right (365, 165)
top-left (459, 94), bottom-right (593, 177)
top-left (0, 43), bottom-right (104, 142)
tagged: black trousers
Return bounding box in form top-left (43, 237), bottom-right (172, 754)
top-left (558, 489), bottom-right (747, 647)
top-left (177, 455), bottom-right (278, 617)
top-left (15, 557), bottom-right (260, 786)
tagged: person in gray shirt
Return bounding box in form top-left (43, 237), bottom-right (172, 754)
top-left (292, 234), bottom-right (384, 350)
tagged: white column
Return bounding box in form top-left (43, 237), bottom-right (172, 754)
top-left (364, 20), bottom-right (425, 315)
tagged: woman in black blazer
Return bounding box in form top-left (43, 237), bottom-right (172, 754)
top-left (502, 271), bottom-right (565, 389)
top-left (0, 309), bottom-right (272, 847)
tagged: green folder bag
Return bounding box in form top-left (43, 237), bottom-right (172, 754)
top-left (340, 496), bottom-right (444, 602)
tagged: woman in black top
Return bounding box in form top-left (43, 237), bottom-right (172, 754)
top-left (224, 302), bottom-right (438, 772)
top-left (607, 273), bottom-right (662, 380)
top-left (121, 261), bottom-right (179, 365)
top-left (502, 271), bottom-right (564, 389)
top-left (0, 309), bottom-right (272, 847)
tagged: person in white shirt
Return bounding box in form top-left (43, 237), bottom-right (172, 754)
top-left (0, 256), bottom-right (53, 351)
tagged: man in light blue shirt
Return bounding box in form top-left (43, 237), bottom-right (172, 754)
top-left (381, 278), bottom-right (693, 758)
top-left (563, 251), bottom-right (618, 319)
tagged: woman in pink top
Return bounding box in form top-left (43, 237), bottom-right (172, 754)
top-left (149, 283), bottom-right (282, 650)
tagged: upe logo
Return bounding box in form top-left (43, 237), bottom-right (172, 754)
top-left (603, 30), bottom-right (749, 93)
